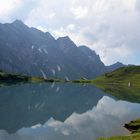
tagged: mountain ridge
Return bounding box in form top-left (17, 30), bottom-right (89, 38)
top-left (0, 20), bottom-right (125, 79)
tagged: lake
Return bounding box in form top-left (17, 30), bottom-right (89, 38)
top-left (0, 83), bottom-right (140, 140)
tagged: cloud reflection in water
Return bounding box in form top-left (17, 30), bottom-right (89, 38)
top-left (0, 96), bottom-right (140, 140)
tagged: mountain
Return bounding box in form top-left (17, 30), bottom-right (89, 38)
top-left (56, 37), bottom-right (107, 78)
top-left (78, 46), bottom-right (106, 75)
top-left (106, 62), bottom-right (125, 72)
top-left (0, 20), bottom-right (108, 79)
top-left (0, 20), bottom-right (123, 79)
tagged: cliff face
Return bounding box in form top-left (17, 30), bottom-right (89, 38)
top-left (0, 20), bottom-right (107, 79)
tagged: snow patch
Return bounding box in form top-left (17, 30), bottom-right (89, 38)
top-left (51, 69), bottom-right (56, 76)
top-left (31, 45), bottom-right (34, 49)
top-left (65, 76), bottom-right (69, 81)
top-left (43, 49), bottom-right (48, 55)
top-left (28, 105), bottom-right (31, 111)
top-left (38, 48), bottom-right (43, 53)
top-left (40, 69), bottom-right (47, 79)
top-left (57, 65), bottom-right (61, 71)
top-left (56, 86), bottom-right (60, 92)
top-left (35, 103), bottom-right (39, 109)
top-left (51, 82), bottom-right (55, 88)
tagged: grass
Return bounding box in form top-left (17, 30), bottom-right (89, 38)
top-left (0, 70), bottom-right (51, 86)
top-left (0, 70), bottom-right (67, 87)
top-left (125, 118), bottom-right (140, 133)
top-left (72, 66), bottom-right (140, 87)
top-left (92, 66), bottom-right (140, 103)
top-left (93, 84), bottom-right (140, 103)
top-left (72, 79), bottom-right (92, 83)
top-left (0, 70), bottom-right (30, 85)
top-left (95, 67), bottom-right (140, 140)
top-left (93, 66), bottom-right (140, 86)
top-left (30, 77), bottom-right (45, 83)
top-left (98, 118), bottom-right (140, 140)
top-left (99, 134), bottom-right (140, 140)
top-left (72, 66), bottom-right (140, 103)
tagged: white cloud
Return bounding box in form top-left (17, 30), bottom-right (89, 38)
top-left (70, 6), bottom-right (88, 19)
top-left (0, 96), bottom-right (140, 140)
top-left (37, 26), bottom-right (47, 32)
top-left (66, 24), bottom-right (75, 31)
top-left (0, 0), bottom-right (140, 65)
top-left (0, 0), bottom-right (22, 21)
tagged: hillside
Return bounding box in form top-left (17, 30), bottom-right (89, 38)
top-left (0, 70), bottom-right (30, 83)
top-left (0, 70), bottom-right (50, 86)
top-left (89, 66), bottom-right (140, 103)
top-left (73, 66), bottom-right (140, 103)
top-left (94, 66), bottom-right (140, 86)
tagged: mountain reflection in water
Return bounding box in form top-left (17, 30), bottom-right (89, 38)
top-left (0, 83), bottom-right (140, 140)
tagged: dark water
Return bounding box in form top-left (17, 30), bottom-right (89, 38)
top-left (0, 83), bottom-right (140, 140)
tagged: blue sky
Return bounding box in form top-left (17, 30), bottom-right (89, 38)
top-left (0, 0), bottom-right (140, 65)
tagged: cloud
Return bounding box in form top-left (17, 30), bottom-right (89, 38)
top-left (70, 6), bottom-right (88, 19)
top-left (0, 96), bottom-right (140, 140)
top-left (0, 0), bottom-right (140, 64)
top-left (0, 0), bottom-right (22, 21)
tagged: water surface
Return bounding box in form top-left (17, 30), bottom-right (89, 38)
top-left (0, 83), bottom-right (140, 140)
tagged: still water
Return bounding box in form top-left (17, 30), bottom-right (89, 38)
top-left (0, 83), bottom-right (140, 140)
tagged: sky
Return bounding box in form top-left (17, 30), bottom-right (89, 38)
top-left (0, 0), bottom-right (140, 65)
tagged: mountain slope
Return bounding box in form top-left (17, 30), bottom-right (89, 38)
top-left (56, 38), bottom-right (107, 78)
top-left (94, 66), bottom-right (140, 85)
top-left (0, 20), bottom-right (109, 79)
top-left (106, 62), bottom-right (125, 72)
top-left (78, 46), bottom-right (106, 76)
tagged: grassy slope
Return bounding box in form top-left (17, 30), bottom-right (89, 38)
top-left (98, 118), bottom-right (140, 140)
top-left (93, 66), bottom-right (140, 103)
top-left (93, 66), bottom-right (140, 86)
top-left (72, 66), bottom-right (140, 86)
top-left (72, 66), bottom-right (140, 103)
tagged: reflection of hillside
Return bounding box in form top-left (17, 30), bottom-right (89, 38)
top-left (96, 84), bottom-right (140, 103)
top-left (0, 83), bottom-right (106, 133)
